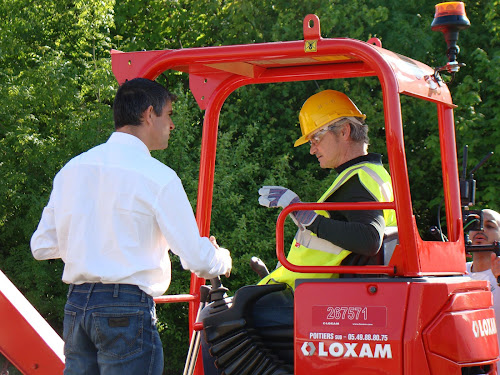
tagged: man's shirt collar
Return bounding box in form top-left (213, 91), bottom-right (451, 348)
top-left (108, 131), bottom-right (150, 156)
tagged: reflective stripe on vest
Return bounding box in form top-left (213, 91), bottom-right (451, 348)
top-left (258, 161), bottom-right (396, 289)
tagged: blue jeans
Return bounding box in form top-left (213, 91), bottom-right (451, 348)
top-left (63, 283), bottom-right (163, 375)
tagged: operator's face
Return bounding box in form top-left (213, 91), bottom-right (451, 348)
top-left (149, 100), bottom-right (175, 150)
top-left (470, 210), bottom-right (500, 245)
top-left (309, 128), bottom-right (344, 169)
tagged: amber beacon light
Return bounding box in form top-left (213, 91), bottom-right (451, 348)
top-left (431, 2), bottom-right (470, 75)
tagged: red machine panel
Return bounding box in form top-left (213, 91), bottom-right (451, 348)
top-left (295, 280), bottom-right (408, 374)
top-left (0, 271), bottom-right (64, 374)
top-left (295, 278), bottom-right (498, 375)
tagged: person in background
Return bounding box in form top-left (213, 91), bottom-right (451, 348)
top-left (468, 208), bottom-right (500, 373)
top-left (31, 78), bottom-right (232, 375)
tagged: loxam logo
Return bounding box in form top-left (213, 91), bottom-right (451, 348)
top-left (472, 318), bottom-right (497, 338)
top-left (301, 342), bottom-right (392, 359)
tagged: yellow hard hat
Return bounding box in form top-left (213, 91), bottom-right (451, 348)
top-left (294, 90), bottom-right (366, 147)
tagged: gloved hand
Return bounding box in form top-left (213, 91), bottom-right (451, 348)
top-left (258, 186), bottom-right (300, 208)
top-left (258, 186), bottom-right (318, 229)
top-left (293, 208), bottom-right (318, 228)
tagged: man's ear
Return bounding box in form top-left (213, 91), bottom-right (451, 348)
top-left (341, 123), bottom-right (351, 139)
top-left (141, 105), bottom-right (155, 126)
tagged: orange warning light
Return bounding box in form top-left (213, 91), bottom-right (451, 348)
top-left (434, 2), bottom-right (467, 18)
top-left (431, 2), bottom-right (470, 32)
top-left (431, 1), bottom-right (470, 64)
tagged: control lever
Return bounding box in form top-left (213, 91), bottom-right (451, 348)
top-left (207, 277), bottom-right (229, 305)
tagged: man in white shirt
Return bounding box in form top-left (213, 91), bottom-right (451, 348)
top-left (31, 78), bottom-right (232, 375)
top-left (466, 208), bottom-right (500, 373)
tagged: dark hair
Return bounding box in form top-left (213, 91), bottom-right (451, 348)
top-left (113, 78), bottom-right (177, 129)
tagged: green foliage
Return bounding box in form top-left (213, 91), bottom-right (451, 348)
top-left (1, 0), bottom-right (499, 372)
top-left (0, 0), bottom-right (115, 334)
top-left (452, 1), bottom-right (500, 213)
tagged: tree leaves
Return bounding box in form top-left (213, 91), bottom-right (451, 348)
top-left (1, 0), bottom-right (499, 372)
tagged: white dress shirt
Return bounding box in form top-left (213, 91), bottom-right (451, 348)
top-left (31, 132), bottom-right (231, 297)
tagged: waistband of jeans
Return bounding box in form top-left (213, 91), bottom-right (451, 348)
top-left (68, 283), bottom-right (152, 300)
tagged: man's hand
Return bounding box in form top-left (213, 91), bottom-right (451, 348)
top-left (293, 209), bottom-right (318, 228)
top-left (258, 186), bottom-right (317, 229)
top-left (258, 186), bottom-right (300, 208)
top-left (210, 236), bottom-right (231, 277)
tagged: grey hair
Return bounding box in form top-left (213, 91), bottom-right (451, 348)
top-left (327, 117), bottom-right (369, 145)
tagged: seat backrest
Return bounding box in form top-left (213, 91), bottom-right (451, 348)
top-left (381, 226), bottom-right (399, 265)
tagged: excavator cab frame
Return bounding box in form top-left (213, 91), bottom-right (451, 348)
top-left (110, 12), bottom-right (498, 375)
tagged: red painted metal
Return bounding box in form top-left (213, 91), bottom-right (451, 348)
top-left (193, 322), bottom-right (204, 332)
top-left (154, 293), bottom-right (197, 303)
top-left (276, 202), bottom-right (396, 275)
top-left (295, 281), bottom-right (409, 374)
top-left (295, 278), bottom-right (498, 374)
top-left (111, 40), bottom-right (453, 105)
top-left (437, 103), bottom-right (463, 243)
top-left (0, 271), bottom-right (65, 374)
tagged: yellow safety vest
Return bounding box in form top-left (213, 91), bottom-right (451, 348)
top-left (258, 162), bottom-right (397, 289)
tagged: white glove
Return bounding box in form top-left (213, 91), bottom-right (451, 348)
top-left (258, 186), bottom-right (300, 208)
top-left (293, 209), bottom-right (318, 228)
top-left (258, 186), bottom-right (317, 229)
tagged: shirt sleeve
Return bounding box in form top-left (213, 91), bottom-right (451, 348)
top-left (154, 177), bottom-right (231, 279)
top-left (306, 175), bottom-right (385, 255)
top-left (31, 191), bottom-right (61, 260)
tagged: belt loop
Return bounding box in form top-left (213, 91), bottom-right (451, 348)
top-left (67, 284), bottom-right (74, 298)
top-left (87, 283), bottom-right (96, 300)
top-left (141, 291), bottom-right (146, 303)
top-left (113, 284), bottom-right (119, 298)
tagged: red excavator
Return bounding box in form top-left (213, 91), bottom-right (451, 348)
top-left (1, 2), bottom-right (497, 374)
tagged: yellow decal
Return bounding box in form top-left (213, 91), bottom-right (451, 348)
top-left (305, 40), bottom-right (317, 53)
